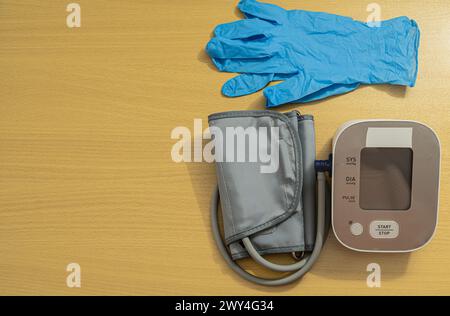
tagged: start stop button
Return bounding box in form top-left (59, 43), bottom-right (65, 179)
top-left (370, 221), bottom-right (399, 239)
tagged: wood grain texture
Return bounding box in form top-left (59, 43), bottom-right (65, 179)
top-left (0, 0), bottom-right (449, 295)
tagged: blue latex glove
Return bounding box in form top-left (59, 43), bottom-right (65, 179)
top-left (206, 0), bottom-right (420, 107)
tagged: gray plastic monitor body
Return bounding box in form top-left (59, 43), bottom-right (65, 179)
top-left (332, 120), bottom-right (440, 252)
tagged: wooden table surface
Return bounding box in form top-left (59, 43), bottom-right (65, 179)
top-left (0, 0), bottom-right (449, 295)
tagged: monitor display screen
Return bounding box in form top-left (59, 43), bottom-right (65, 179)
top-left (359, 147), bottom-right (413, 210)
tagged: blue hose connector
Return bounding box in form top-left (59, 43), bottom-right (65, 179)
top-left (315, 154), bottom-right (333, 175)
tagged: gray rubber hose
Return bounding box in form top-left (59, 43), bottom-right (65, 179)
top-left (241, 238), bottom-right (310, 272)
top-left (210, 172), bottom-right (328, 286)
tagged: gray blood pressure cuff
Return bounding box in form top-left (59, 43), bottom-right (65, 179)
top-left (208, 111), bottom-right (317, 260)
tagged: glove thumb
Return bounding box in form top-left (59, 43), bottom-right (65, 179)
top-left (222, 73), bottom-right (274, 97)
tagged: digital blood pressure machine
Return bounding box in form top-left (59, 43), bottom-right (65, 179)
top-left (332, 120), bottom-right (440, 252)
top-left (209, 111), bottom-right (440, 286)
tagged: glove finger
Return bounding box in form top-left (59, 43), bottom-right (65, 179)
top-left (238, 0), bottom-right (287, 25)
top-left (264, 73), bottom-right (310, 107)
top-left (206, 37), bottom-right (274, 59)
top-left (214, 19), bottom-right (274, 39)
top-left (264, 72), bottom-right (361, 107)
top-left (222, 73), bottom-right (274, 97)
top-left (211, 56), bottom-right (296, 74)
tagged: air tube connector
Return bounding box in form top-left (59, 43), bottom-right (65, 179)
top-left (315, 154), bottom-right (333, 175)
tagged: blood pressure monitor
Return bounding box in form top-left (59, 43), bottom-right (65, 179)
top-left (332, 120), bottom-right (440, 252)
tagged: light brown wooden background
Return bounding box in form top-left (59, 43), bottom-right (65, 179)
top-left (0, 0), bottom-right (449, 295)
